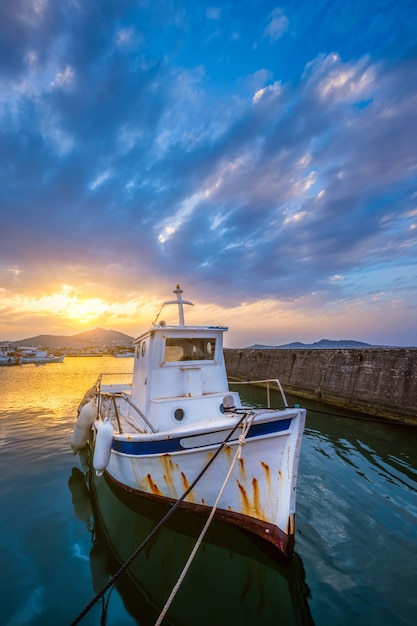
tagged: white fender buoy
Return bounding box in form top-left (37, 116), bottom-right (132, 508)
top-left (71, 398), bottom-right (97, 454)
top-left (93, 418), bottom-right (114, 476)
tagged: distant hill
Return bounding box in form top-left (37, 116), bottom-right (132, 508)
top-left (1, 332), bottom-right (392, 351)
top-left (247, 338), bottom-right (384, 349)
top-left (1, 328), bottom-right (134, 349)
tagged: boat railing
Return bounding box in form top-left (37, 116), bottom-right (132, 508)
top-left (96, 373), bottom-right (157, 434)
top-left (97, 372), bottom-right (132, 380)
top-left (228, 378), bottom-right (288, 408)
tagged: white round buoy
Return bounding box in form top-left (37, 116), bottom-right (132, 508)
top-left (70, 398), bottom-right (97, 454)
top-left (93, 418), bottom-right (114, 476)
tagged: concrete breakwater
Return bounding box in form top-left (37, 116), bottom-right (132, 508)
top-left (224, 348), bottom-right (417, 424)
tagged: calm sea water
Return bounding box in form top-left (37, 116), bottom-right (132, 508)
top-left (0, 357), bottom-right (416, 626)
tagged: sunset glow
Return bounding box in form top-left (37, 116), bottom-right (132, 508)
top-left (1, 1), bottom-right (416, 347)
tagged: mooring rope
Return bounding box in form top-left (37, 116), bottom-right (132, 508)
top-left (155, 410), bottom-right (255, 626)
top-left (308, 407), bottom-right (417, 426)
top-left (69, 410), bottom-right (251, 626)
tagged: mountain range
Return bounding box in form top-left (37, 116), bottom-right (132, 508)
top-left (247, 339), bottom-right (386, 349)
top-left (0, 328), bottom-right (134, 349)
top-left (1, 330), bottom-right (386, 350)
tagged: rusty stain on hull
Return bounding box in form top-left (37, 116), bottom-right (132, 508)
top-left (237, 480), bottom-right (251, 516)
top-left (252, 477), bottom-right (265, 520)
top-left (238, 457), bottom-right (245, 473)
top-left (260, 461), bottom-right (270, 482)
top-left (160, 454), bottom-right (178, 498)
top-left (181, 471), bottom-right (195, 502)
top-left (238, 477), bottom-right (267, 522)
top-left (260, 461), bottom-right (271, 498)
top-left (130, 457), bottom-right (146, 491)
top-left (108, 472), bottom-right (293, 559)
top-left (146, 473), bottom-right (163, 496)
top-left (287, 513), bottom-right (295, 536)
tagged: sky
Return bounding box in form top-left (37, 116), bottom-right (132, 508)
top-left (1, 0), bottom-right (417, 348)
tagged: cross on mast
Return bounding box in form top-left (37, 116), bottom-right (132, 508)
top-left (163, 284), bottom-right (193, 326)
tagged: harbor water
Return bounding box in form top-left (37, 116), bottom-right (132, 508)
top-left (0, 357), bottom-right (416, 625)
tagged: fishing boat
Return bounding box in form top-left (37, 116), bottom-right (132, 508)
top-left (68, 462), bottom-right (314, 626)
top-left (71, 285), bottom-right (306, 559)
top-left (20, 348), bottom-right (65, 364)
top-left (114, 350), bottom-right (134, 358)
top-left (0, 346), bottom-right (22, 366)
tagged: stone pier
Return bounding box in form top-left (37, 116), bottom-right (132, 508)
top-left (224, 348), bottom-right (417, 424)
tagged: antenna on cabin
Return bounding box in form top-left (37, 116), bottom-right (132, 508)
top-left (156, 284), bottom-right (194, 326)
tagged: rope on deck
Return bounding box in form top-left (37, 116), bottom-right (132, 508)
top-left (69, 409), bottom-right (252, 626)
top-left (155, 410), bottom-right (255, 626)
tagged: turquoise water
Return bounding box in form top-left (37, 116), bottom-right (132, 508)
top-left (0, 357), bottom-right (416, 625)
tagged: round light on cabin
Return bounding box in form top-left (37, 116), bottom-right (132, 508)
top-left (222, 395), bottom-right (235, 409)
top-left (174, 408), bottom-right (185, 421)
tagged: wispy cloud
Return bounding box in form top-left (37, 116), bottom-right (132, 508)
top-left (263, 8), bottom-right (289, 42)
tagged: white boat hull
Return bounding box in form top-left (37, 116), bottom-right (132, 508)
top-left (21, 355), bottom-right (65, 364)
top-left (0, 357), bottom-right (22, 366)
top-left (82, 463), bottom-right (314, 626)
top-left (99, 408), bottom-right (305, 557)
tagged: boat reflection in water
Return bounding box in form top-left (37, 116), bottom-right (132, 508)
top-left (69, 458), bottom-right (314, 626)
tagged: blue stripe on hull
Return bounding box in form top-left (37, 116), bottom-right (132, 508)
top-left (112, 418), bottom-right (292, 456)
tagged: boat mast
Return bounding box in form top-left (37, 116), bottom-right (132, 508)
top-left (163, 284), bottom-right (193, 326)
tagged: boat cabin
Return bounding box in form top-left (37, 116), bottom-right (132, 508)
top-left (104, 286), bottom-right (240, 432)
top-left (129, 322), bottom-right (241, 432)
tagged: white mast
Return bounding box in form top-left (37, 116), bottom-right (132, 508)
top-left (162, 284), bottom-right (193, 326)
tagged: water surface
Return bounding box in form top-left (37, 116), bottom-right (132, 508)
top-left (0, 357), bottom-right (416, 625)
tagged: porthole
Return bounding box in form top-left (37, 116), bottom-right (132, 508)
top-left (141, 342), bottom-right (146, 357)
top-left (174, 408), bottom-right (185, 422)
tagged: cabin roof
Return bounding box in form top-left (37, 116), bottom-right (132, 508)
top-left (133, 325), bottom-right (228, 343)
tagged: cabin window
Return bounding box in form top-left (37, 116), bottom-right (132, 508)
top-left (164, 338), bottom-right (216, 362)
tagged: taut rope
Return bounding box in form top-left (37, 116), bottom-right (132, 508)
top-left (69, 410), bottom-right (252, 626)
top-left (155, 411), bottom-right (255, 625)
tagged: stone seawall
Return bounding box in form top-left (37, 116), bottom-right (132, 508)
top-left (224, 348), bottom-right (417, 424)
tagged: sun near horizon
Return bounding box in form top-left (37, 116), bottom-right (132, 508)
top-left (0, 285), bottom-right (157, 341)
top-left (1, 282), bottom-right (416, 349)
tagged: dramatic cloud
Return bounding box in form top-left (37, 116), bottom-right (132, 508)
top-left (0, 0), bottom-right (416, 346)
